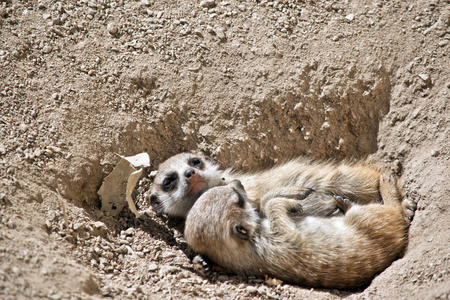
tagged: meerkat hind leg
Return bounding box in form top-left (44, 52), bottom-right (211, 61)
top-left (402, 198), bottom-right (417, 223)
top-left (379, 171), bottom-right (417, 225)
top-left (379, 172), bottom-right (402, 206)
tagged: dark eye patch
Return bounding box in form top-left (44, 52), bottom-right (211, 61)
top-left (162, 173), bottom-right (178, 192)
top-left (188, 157), bottom-right (203, 169)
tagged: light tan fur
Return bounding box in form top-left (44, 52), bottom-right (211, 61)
top-left (184, 174), bottom-right (410, 289)
top-left (150, 152), bottom-right (383, 218)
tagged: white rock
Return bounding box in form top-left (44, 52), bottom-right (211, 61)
top-left (215, 27), bottom-right (226, 40)
top-left (200, 0), bottom-right (215, 8)
top-left (107, 23), bottom-right (118, 35)
top-left (42, 46), bottom-right (52, 54)
top-left (246, 286), bottom-right (258, 294)
top-left (438, 40), bottom-right (448, 47)
top-left (47, 146), bottom-right (61, 153)
top-left (148, 263), bottom-right (158, 271)
top-left (418, 73), bottom-right (430, 83)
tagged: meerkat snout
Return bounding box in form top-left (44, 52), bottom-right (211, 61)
top-left (184, 168), bottom-right (195, 178)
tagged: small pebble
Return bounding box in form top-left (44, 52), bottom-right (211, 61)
top-left (438, 40), bottom-right (448, 47)
top-left (47, 146), bottom-right (61, 153)
top-left (200, 0), bottom-right (215, 8)
top-left (418, 73), bottom-right (429, 81)
top-left (418, 73), bottom-right (431, 85)
top-left (18, 123), bottom-right (29, 131)
top-left (107, 23), bottom-right (118, 35)
top-left (148, 263), bottom-right (158, 271)
top-left (215, 27), bottom-right (226, 40)
top-left (42, 46), bottom-right (52, 54)
top-left (246, 286), bottom-right (258, 294)
top-left (158, 265), bottom-right (179, 277)
top-left (346, 14), bottom-right (355, 21)
top-left (123, 227), bottom-right (135, 236)
top-left (332, 33), bottom-right (344, 41)
top-left (44, 149), bottom-right (53, 157)
top-left (206, 25), bottom-right (215, 34)
top-left (431, 149), bottom-right (440, 157)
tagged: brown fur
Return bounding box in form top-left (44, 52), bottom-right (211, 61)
top-left (150, 152), bottom-right (383, 218)
top-left (184, 174), bottom-right (410, 289)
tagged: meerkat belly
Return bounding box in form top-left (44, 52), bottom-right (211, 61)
top-left (294, 216), bottom-right (348, 236)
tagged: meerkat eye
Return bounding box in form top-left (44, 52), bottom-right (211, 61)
top-left (232, 225), bottom-right (250, 240)
top-left (189, 157), bottom-right (203, 168)
top-left (162, 173), bottom-right (178, 191)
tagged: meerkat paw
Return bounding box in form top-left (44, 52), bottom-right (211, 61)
top-left (273, 186), bottom-right (314, 200)
top-left (287, 201), bottom-right (304, 215)
top-left (402, 198), bottom-right (417, 224)
top-left (379, 172), bottom-right (401, 205)
top-left (333, 195), bottom-right (353, 213)
top-left (192, 255), bottom-right (214, 277)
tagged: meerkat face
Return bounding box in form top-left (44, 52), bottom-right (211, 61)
top-left (185, 180), bottom-right (259, 269)
top-left (150, 152), bottom-right (225, 217)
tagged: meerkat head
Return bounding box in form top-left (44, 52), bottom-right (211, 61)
top-left (185, 180), bottom-right (259, 270)
top-left (150, 152), bottom-right (225, 217)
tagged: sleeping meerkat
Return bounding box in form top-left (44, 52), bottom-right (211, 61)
top-left (184, 174), bottom-right (410, 289)
top-left (150, 152), bottom-right (384, 218)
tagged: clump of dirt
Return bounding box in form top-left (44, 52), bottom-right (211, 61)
top-left (0, 0), bottom-right (449, 299)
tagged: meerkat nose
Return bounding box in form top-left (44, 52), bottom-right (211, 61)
top-left (185, 168), bottom-right (196, 178)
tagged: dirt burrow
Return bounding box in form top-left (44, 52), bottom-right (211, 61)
top-left (1, 0), bottom-right (449, 299)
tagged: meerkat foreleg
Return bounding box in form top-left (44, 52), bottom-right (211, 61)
top-left (322, 164), bottom-right (382, 203)
top-left (264, 197), bottom-right (304, 234)
top-left (260, 186), bottom-right (314, 209)
top-left (379, 172), bottom-right (417, 224)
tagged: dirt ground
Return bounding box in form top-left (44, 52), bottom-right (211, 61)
top-left (1, 0), bottom-right (449, 299)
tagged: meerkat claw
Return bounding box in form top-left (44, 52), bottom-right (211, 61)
top-left (192, 255), bottom-right (214, 276)
top-left (303, 188), bottom-right (315, 197)
top-left (402, 198), bottom-right (417, 223)
top-left (333, 195), bottom-right (353, 213)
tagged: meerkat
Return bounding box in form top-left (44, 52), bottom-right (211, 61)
top-left (150, 152), bottom-right (384, 218)
top-left (184, 174), bottom-right (410, 289)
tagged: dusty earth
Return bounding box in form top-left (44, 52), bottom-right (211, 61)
top-left (1, 0), bottom-right (449, 299)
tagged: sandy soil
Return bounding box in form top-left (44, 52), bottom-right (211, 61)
top-left (1, 0), bottom-right (449, 299)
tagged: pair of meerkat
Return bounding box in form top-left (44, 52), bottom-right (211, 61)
top-left (150, 152), bottom-right (389, 219)
top-left (184, 174), bottom-right (410, 289)
top-left (150, 152), bottom-right (415, 288)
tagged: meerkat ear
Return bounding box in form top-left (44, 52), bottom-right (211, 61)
top-left (231, 180), bottom-right (247, 207)
top-left (230, 180), bottom-right (247, 195)
top-left (235, 191), bottom-right (246, 207)
top-left (232, 225), bottom-right (250, 240)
